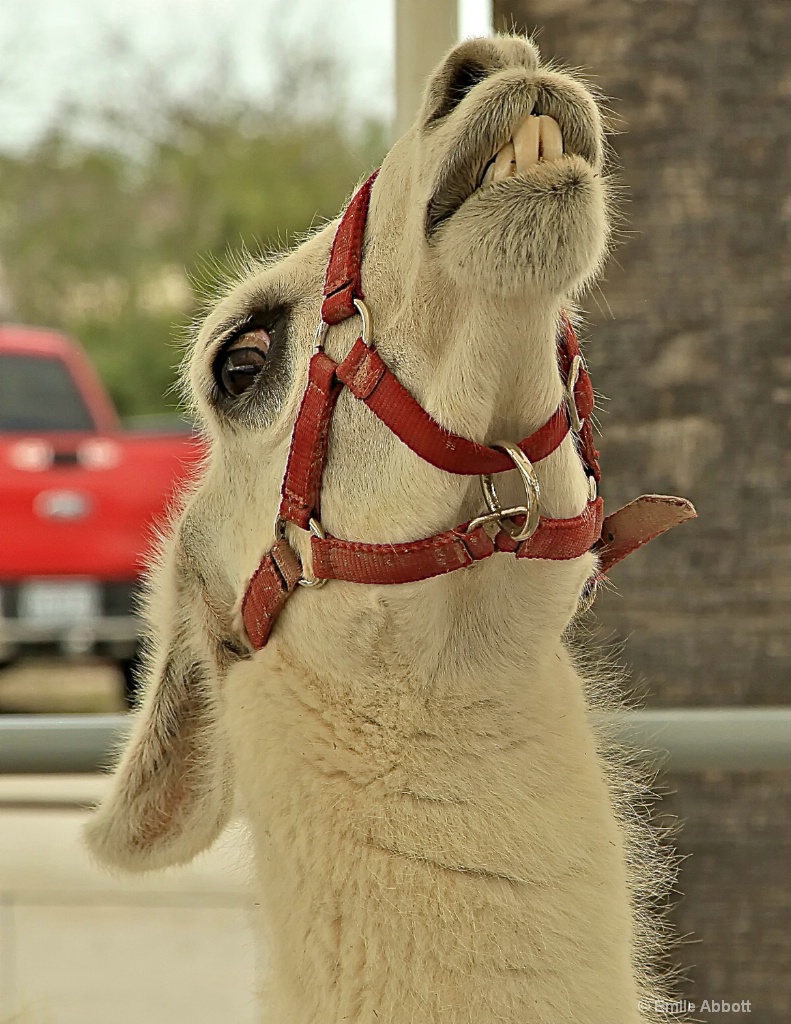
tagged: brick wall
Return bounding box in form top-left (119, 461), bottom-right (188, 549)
top-left (493, 2), bottom-right (791, 1018)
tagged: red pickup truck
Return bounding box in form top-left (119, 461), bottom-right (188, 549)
top-left (0, 325), bottom-right (204, 705)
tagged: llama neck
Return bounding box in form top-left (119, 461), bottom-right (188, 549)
top-left (424, 291), bottom-right (563, 438)
top-left (423, 289), bottom-right (590, 522)
top-left (225, 642), bottom-right (640, 1024)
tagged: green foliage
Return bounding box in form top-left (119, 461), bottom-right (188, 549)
top-left (0, 70), bottom-right (387, 416)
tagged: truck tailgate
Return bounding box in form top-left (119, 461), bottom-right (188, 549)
top-left (0, 433), bottom-right (204, 579)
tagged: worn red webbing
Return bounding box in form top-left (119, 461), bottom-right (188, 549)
top-left (279, 352), bottom-right (344, 529)
top-left (495, 497), bottom-right (604, 559)
top-left (321, 171), bottom-right (379, 326)
top-left (241, 539), bottom-right (303, 650)
top-left (335, 337), bottom-right (579, 476)
top-left (311, 498), bottom-right (604, 584)
top-left (595, 494), bottom-right (697, 574)
top-left (311, 523), bottom-right (495, 585)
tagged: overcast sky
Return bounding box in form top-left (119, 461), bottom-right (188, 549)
top-left (0, 0), bottom-right (492, 150)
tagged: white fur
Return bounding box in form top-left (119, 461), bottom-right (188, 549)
top-left (86, 36), bottom-right (678, 1024)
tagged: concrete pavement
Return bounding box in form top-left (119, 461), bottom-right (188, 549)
top-left (0, 775), bottom-right (259, 1024)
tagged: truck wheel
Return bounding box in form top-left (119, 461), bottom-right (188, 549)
top-left (119, 652), bottom-right (144, 710)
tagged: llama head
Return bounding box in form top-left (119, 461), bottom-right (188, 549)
top-left (86, 35), bottom-right (612, 871)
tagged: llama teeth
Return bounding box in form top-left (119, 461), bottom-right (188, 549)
top-left (513, 114), bottom-right (540, 172)
top-left (538, 115), bottom-right (564, 161)
top-left (512, 114), bottom-right (564, 169)
top-left (491, 141), bottom-right (516, 182)
top-left (481, 114), bottom-right (565, 189)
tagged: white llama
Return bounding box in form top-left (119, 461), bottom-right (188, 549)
top-left (86, 35), bottom-right (694, 1024)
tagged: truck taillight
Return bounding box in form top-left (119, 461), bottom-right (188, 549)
top-left (78, 438), bottom-right (121, 470)
top-left (8, 439), bottom-right (53, 471)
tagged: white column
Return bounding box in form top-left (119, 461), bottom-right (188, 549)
top-left (394, 0), bottom-right (460, 137)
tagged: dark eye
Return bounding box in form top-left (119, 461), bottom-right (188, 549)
top-left (217, 328), bottom-right (271, 398)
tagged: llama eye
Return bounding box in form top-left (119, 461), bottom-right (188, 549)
top-left (217, 328), bottom-right (271, 398)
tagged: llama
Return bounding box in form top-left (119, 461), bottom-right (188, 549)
top-left (86, 36), bottom-right (695, 1024)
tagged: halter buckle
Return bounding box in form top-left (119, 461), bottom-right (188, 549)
top-left (274, 516), bottom-right (328, 588)
top-left (467, 441), bottom-right (541, 543)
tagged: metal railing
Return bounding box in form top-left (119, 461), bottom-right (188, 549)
top-left (1, 708), bottom-right (789, 774)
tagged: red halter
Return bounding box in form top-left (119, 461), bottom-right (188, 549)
top-left (241, 172), bottom-right (695, 650)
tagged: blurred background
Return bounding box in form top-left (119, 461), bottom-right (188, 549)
top-left (0, 0), bottom-right (392, 418)
top-left (0, 1), bottom-right (788, 1022)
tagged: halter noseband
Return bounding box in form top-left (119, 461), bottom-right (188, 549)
top-left (241, 171), bottom-right (695, 650)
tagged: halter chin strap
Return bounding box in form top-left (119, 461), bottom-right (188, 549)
top-left (241, 171), bottom-right (696, 651)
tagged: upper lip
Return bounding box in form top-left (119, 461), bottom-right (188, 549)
top-left (424, 78), bottom-right (599, 235)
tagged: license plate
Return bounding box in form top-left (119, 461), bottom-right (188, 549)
top-left (18, 580), bottom-right (100, 624)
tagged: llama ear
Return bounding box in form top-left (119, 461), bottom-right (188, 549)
top-left (85, 647), bottom-right (233, 873)
top-left (84, 536), bottom-right (234, 873)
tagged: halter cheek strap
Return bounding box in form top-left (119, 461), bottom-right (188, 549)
top-left (241, 172), bottom-right (696, 651)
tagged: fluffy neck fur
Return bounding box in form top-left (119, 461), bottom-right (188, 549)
top-left (222, 612), bottom-right (639, 1023)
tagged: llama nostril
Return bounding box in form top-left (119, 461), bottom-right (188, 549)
top-left (427, 58), bottom-right (490, 123)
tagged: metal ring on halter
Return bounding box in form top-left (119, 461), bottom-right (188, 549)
top-left (565, 354), bottom-right (585, 433)
top-left (312, 298), bottom-right (373, 354)
top-left (467, 441), bottom-right (541, 543)
top-left (587, 472), bottom-right (598, 502)
top-left (352, 298), bottom-right (374, 347)
top-left (312, 321), bottom-right (330, 354)
top-left (274, 516), bottom-right (328, 588)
